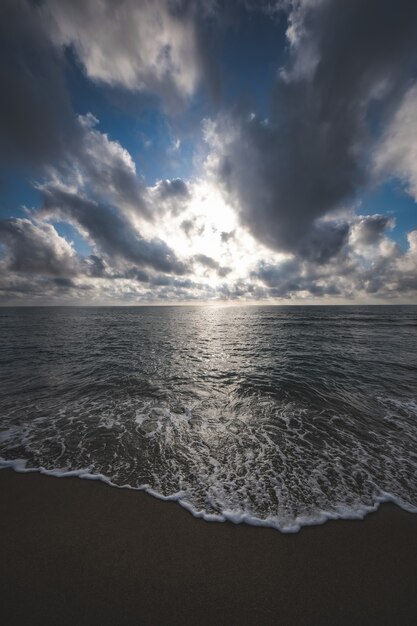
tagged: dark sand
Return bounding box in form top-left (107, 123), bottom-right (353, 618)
top-left (1, 470), bottom-right (417, 625)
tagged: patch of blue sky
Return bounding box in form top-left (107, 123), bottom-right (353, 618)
top-left (0, 170), bottom-right (41, 219)
top-left (63, 12), bottom-right (289, 187)
top-left (220, 10), bottom-right (288, 116)
top-left (65, 48), bottom-right (197, 185)
top-left (52, 221), bottom-right (92, 257)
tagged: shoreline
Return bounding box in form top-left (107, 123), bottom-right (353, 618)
top-left (1, 469), bottom-right (417, 625)
top-left (4, 460), bottom-right (412, 532)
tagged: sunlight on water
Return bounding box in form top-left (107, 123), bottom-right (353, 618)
top-left (1, 306), bottom-right (417, 531)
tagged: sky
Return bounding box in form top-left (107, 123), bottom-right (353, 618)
top-left (1, 0), bottom-right (417, 305)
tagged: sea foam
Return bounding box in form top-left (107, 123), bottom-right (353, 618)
top-left (1, 305), bottom-right (417, 532)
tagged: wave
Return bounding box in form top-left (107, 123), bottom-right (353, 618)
top-left (2, 453), bottom-right (417, 534)
top-left (1, 306), bottom-right (417, 533)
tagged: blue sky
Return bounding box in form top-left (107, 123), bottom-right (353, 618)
top-left (0, 0), bottom-right (417, 304)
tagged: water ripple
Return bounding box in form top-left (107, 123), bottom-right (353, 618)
top-left (0, 305), bottom-right (417, 531)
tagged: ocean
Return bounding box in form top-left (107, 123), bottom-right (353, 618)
top-left (0, 305), bottom-right (416, 532)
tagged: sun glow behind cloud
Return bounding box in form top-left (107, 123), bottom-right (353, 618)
top-left (1, 0), bottom-right (417, 304)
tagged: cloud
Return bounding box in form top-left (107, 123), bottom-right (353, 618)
top-left (298, 221), bottom-right (350, 264)
top-left (39, 186), bottom-right (189, 276)
top-left (193, 253), bottom-right (232, 277)
top-left (220, 230), bottom-right (235, 243)
top-left (0, 0), bottom-right (221, 173)
top-left (250, 215), bottom-right (417, 300)
top-left (0, 218), bottom-right (77, 276)
top-left (374, 85), bottom-right (417, 200)
top-left (180, 217), bottom-right (205, 238)
top-left (31, 114), bottom-right (192, 277)
top-left (1, 212), bottom-right (416, 303)
top-left (154, 178), bottom-right (189, 201)
top-left (349, 215), bottom-right (395, 249)
top-left (38, 114), bottom-right (191, 225)
top-left (149, 178), bottom-right (190, 217)
top-left (206, 0), bottom-right (417, 256)
top-left (0, 103), bottom-right (194, 296)
top-left (84, 255), bottom-right (105, 276)
top-left (44, 0), bottom-right (211, 108)
top-left (1, 0), bottom-right (417, 304)
top-left (0, 0), bottom-right (80, 169)
top-left (38, 113), bottom-right (151, 222)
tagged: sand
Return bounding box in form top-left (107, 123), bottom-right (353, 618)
top-left (1, 469), bottom-right (416, 625)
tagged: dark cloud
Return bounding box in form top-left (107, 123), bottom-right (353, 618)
top-left (155, 178), bottom-right (189, 200)
top-left (250, 217), bottom-right (417, 300)
top-left (252, 258), bottom-right (344, 298)
top-left (193, 253), bottom-right (220, 270)
top-left (53, 277), bottom-right (77, 289)
top-left (180, 219), bottom-right (195, 237)
top-left (211, 0), bottom-right (417, 256)
top-left (82, 254), bottom-right (108, 278)
top-left (0, 0), bottom-right (80, 170)
top-left (298, 221), bottom-right (350, 264)
top-left (180, 218), bottom-right (205, 238)
top-left (0, 0), bottom-right (223, 174)
top-left (0, 271), bottom-right (94, 304)
top-left (1, 0), bottom-right (417, 304)
top-left (220, 230), bottom-right (235, 243)
top-left (40, 186), bottom-right (189, 275)
top-left (0, 216), bottom-right (104, 302)
top-left (0, 217), bottom-right (77, 276)
top-left (151, 178), bottom-right (190, 217)
top-left (193, 253), bottom-right (232, 277)
top-left (63, 114), bottom-right (151, 221)
top-left (218, 266), bottom-right (232, 278)
top-left (123, 268), bottom-right (151, 283)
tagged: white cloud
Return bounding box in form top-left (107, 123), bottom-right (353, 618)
top-left (45, 0), bottom-right (202, 106)
top-left (22, 110), bottom-right (417, 303)
top-left (374, 84), bottom-right (417, 200)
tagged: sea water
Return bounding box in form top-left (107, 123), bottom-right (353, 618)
top-left (1, 305), bottom-right (416, 532)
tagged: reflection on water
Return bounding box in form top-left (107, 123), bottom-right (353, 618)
top-left (1, 306), bottom-right (417, 531)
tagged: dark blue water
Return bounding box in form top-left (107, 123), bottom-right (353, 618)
top-left (1, 306), bottom-right (417, 531)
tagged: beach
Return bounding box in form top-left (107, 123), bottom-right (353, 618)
top-left (1, 469), bottom-right (416, 626)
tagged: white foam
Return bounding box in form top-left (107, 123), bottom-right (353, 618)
top-left (1, 458), bottom-right (416, 534)
top-left (2, 308), bottom-right (417, 534)
top-left (1, 387), bottom-right (417, 534)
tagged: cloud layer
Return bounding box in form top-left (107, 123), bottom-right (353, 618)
top-left (0, 0), bottom-right (417, 304)
top-left (0, 0), bottom-right (80, 169)
top-left (206, 0), bottom-right (417, 259)
top-left (45, 0), bottom-right (202, 105)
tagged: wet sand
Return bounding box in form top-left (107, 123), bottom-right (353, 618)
top-left (1, 469), bottom-right (416, 625)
